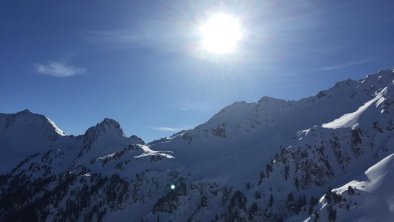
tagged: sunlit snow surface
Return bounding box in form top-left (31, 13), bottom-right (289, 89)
top-left (45, 116), bottom-right (66, 136)
top-left (134, 144), bottom-right (174, 159)
top-left (96, 152), bottom-right (117, 160)
top-left (322, 87), bottom-right (387, 129)
top-left (306, 153), bottom-right (394, 222)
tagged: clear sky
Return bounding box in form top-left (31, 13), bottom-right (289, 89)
top-left (1, 0), bottom-right (394, 142)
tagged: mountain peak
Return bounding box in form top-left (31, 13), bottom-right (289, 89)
top-left (2, 109), bottom-right (65, 136)
top-left (100, 118), bottom-right (121, 129)
top-left (83, 118), bottom-right (125, 142)
top-left (257, 96), bottom-right (287, 104)
top-left (15, 109), bottom-right (34, 116)
top-left (128, 135), bottom-right (145, 144)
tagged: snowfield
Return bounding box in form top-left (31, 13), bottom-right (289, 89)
top-left (322, 87), bottom-right (388, 129)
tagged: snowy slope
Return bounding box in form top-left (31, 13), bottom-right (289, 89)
top-left (322, 87), bottom-right (388, 129)
top-left (306, 153), bottom-right (394, 222)
top-left (0, 109), bottom-right (66, 173)
top-left (1, 69), bottom-right (394, 222)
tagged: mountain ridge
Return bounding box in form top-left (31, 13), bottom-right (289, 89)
top-left (1, 68), bottom-right (394, 221)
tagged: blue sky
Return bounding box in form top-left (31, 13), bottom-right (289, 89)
top-left (1, 0), bottom-right (394, 142)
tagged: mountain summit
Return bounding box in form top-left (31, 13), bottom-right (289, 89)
top-left (0, 109), bottom-right (66, 173)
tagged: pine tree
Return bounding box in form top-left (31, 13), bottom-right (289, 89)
top-left (269, 194), bottom-right (274, 207)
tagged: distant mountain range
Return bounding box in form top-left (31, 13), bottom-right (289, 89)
top-left (1, 69), bottom-right (394, 222)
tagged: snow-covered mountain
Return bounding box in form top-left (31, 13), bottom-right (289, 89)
top-left (1, 69), bottom-right (394, 222)
top-left (0, 109), bottom-right (66, 173)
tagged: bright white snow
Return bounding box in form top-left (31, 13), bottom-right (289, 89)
top-left (322, 87), bottom-right (387, 129)
top-left (134, 144), bottom-right (174, 159)
top-left (310, 153), bottom-right (394, 222)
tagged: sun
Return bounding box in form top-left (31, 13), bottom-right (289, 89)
top-left (200, 13), bottom-right (243, 55)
